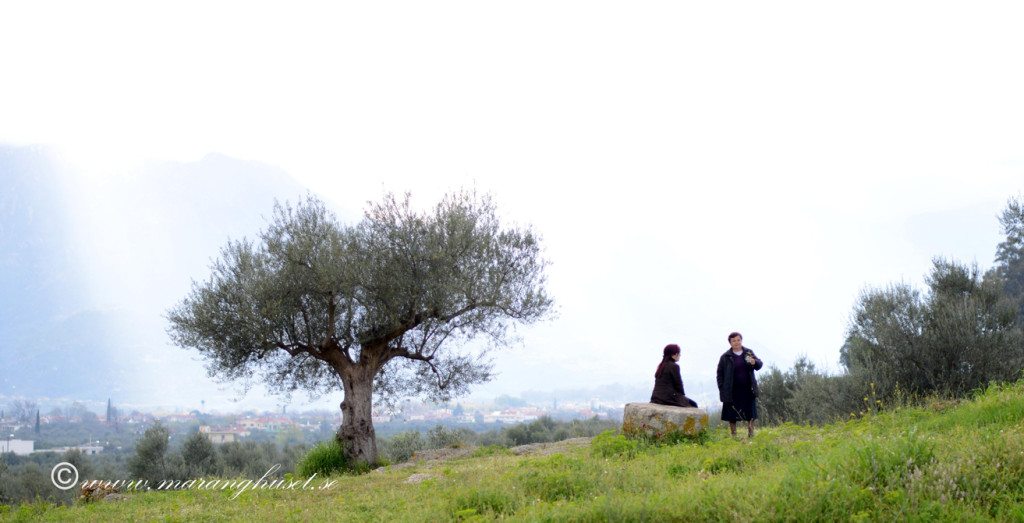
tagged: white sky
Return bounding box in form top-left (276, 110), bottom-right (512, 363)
top-left (2, 2), bottom-right (1023, 410)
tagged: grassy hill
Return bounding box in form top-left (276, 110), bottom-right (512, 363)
top-left (4, 381), bottom-right (1024, 521)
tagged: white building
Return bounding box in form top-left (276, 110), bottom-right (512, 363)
top-left (205, 431), bottom-right (237, 444)
top-left (40, 444), bottom-right (103, 455)
top-left (0, 439), bottom-right (34, 456)
top-left (199, 425), bottom-right (247, 444)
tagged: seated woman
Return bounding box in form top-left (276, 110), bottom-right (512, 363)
top-left (650, 344), bottom-right (698, 408)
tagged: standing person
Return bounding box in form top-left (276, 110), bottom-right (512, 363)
top-left (716, 332), bottom-right (763, 438)
top-left (651, 344), bottom-right (698, 408)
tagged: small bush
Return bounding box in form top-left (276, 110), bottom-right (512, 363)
top-left (666, 426), bottom-right (711, 446)
top-left (453, 488), bottom-right (520, 516)
top-left (379, 431), bottom-right (424, 464)
top-left (701, 454), bottom-right (743, 474)
top-left (427, 425), bottom-right (471, 449)
top-left (590, 430), bottom-right (640, 458)
top-left (296, 440), bottom-right (347, 477)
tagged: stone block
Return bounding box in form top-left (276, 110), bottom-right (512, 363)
top-left (622, 403), bottom-right (709, 440)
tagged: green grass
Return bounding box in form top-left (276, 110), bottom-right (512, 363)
top-left (5, 380), bottom-right (1024, 521)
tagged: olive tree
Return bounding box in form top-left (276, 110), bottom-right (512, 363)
top-left (842, 258), bottom-right (1024, 398)
top-left (168, 191), bottom-right (552, 464)
top-left (128, 423), bottom-right (170, 485)
top-left (841, 282), bottom-right (926, 396)
top-left (181, 431), bottom-right (219, 477)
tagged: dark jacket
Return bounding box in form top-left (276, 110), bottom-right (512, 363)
top-left (716, 347), bottom-right (763, 403)
top-left (651, 361), bottom-right (696, 407)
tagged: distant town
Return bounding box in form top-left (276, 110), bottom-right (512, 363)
top-left (0, 392), bottom-right (633, 456)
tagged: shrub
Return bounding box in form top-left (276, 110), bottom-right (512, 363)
top-left (427, 425), bottom-right (471, 449)
top-left (590, 430), bottom-right (640, 459)
top-left (453, 488), bottom-right (520, 516)
top-left (379, 431), bottom-right (424, 464)
top-left (296, 440), bottom-right (347, 477)
top-left (701, 454), bottom-right (743, 474)
top-left (506, 416), bottom-right (558, 445)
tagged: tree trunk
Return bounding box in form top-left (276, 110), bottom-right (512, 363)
top-left (336, 369), bottom-right (378, 465)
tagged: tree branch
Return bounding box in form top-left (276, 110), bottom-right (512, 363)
top-left (300, 302), bottom-right (315, 348)
top-left (372, 300), bottom-right (490, 348)
top-left (436, 301), bottom-right (488, 323)
top-left (392, 348), bottom-right (449, 390)
top-left (274, 341), bottom-right (310, 358)
top-left (326, 294), bottom-right (337, 342)
top-left (390, 345), bottom-right (432, 363)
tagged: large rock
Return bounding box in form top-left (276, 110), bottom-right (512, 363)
top-left (622, 403), bottom-right (709, 441)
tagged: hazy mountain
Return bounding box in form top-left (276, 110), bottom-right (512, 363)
top-left (0, 147), bottom-right (84, 325)
top-left (0, 146), bottom-right (108, 400)
top-left (0, 145), bottom-right (309, 407)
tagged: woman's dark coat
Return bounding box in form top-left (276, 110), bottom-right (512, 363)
top-left (716, 347), bottom-right (763, 403)
top-left (651, 361), bottom-right (695, 407)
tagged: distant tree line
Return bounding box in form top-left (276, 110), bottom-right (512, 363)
top-left (125, 423), bottom-right (310, 486)
top-left (125, 415), bottom-right (616, 484)
top-left (759, 196), bottom-right (1024, 425)
top-left (0, 447), bottom-right (122, 506)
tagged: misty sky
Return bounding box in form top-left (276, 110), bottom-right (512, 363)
top-left (2, 2), bottom-right (1024, 412)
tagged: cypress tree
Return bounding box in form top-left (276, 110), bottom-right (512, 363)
top-left (990, 196), bottom-right (1024, 320)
